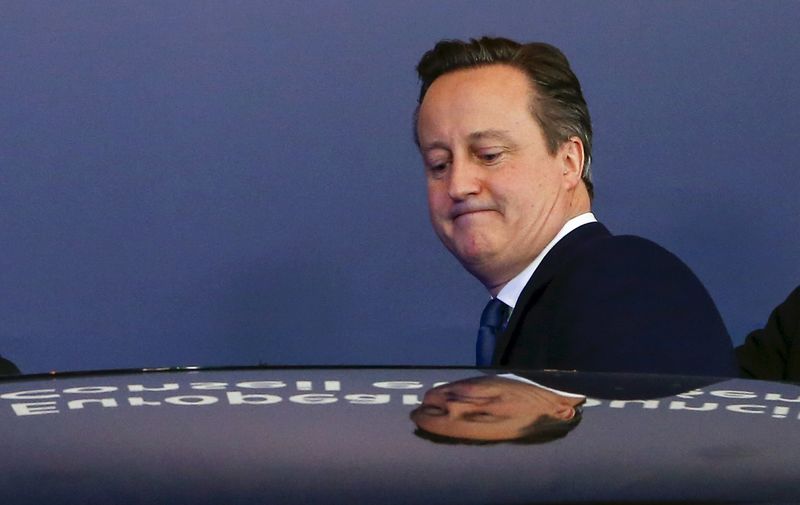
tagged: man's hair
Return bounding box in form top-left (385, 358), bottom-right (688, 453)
top-left (412, 409), bottom-right (583, 446)
top-left (415, 36), bottom-right (594, 198)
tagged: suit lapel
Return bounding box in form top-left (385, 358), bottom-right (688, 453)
top-left (493, 222), bottom-right (611, 364)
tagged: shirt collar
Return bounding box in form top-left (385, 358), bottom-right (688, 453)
top-left (495, 212), bottom-right (597, 310)
top-left (497, 373), bottom-right (586, 398)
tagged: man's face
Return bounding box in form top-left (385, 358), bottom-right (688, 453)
top-left (410, 376), bottom-right (571, 441)
top-left (416, 64), bottom-right (580, 290)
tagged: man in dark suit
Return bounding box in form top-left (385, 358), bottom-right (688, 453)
top-left (736, 285), bottom-right (800, 381)
top-left (414, 36), bottom-right (736, 376)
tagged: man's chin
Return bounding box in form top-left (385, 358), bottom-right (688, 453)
top-left (452, 247), bottom-right (494, 270)
top-left (455, 252), bottom-right (505, 287)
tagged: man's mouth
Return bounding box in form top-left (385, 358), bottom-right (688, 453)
top-left (451, 206), bottom-right (497, 221)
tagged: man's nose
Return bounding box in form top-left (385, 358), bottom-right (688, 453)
top-left (443, 399), bottom-right (484, 417)
top-left (447, 158), bottom-right (482, 201)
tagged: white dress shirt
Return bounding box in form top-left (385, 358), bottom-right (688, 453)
top-left (498, 373), bottom-right (586, 399)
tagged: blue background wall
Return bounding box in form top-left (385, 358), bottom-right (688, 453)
top-left (2, 1), bottom-right (799, 373)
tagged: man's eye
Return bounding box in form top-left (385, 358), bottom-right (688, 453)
top-left (427, 161), bottom-right (450, 175)
top-left (477, 151), bottom-right (503, 163)
top-left (463, 411), bottom-right (496, 422)
top-left (417, 405), bottom-right (446, 416)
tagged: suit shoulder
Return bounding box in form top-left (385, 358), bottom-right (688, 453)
top-left (599, 233), bottom-right (682, 256)
top-left (554, 232), bottom-right (728, 341)
top-left (567, 233), bottom-right (699, 280)
top-left (539, 233), bottom-right (735, 376)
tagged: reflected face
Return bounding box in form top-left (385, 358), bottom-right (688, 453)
top-left (417, 65), bottom-right (577, 289)
top-left (410, 376), bottom-right (576, 441)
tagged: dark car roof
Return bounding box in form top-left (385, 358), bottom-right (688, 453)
top-left (1, 367), bottom-right (798, 504)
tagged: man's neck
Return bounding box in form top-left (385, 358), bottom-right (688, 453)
top-left (491, 212), bottom-right (597, 303)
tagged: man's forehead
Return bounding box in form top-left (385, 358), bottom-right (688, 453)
top-left (420, 65), bottom-right (534, 112)
top-left (426, 63), bottom-right (529, 93)
top-left (420, 417), bottom-right (529, 441)
top-left (417, 66), bottom-right (537, 149)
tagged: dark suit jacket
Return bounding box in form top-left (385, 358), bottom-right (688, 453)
top-left (0, 355), bottom-right (20, 376)
top-left (736, 285), bottom-right (800, 381)
top-left (514, 370), bottom-right (721, 400)
top-left (493, 222), bottom-right (738, 377)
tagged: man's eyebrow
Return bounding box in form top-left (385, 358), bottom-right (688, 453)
top-left (468, 129), bottom-right (514, 142)
top-left (420, 140), bottom-right (451, 153)
top-left (421, 129), bottom-right (514, 152)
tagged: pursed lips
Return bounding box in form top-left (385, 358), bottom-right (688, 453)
top-left (449, 203), bottom-right (498, 221)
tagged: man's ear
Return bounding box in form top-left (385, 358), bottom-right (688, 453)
top-left (559, 136), bottom-right (585, 189)
top-left (553, 401), bottom-right (577, 420)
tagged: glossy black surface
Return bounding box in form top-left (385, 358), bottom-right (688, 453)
top-left (1, 367), bottom-right (798, 504)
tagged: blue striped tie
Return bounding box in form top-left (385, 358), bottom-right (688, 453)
top-left (476, 298), bottom-right (509, 367)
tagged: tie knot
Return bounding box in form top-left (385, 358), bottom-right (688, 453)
top-left (480, 298), bottom-right (508, 330)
